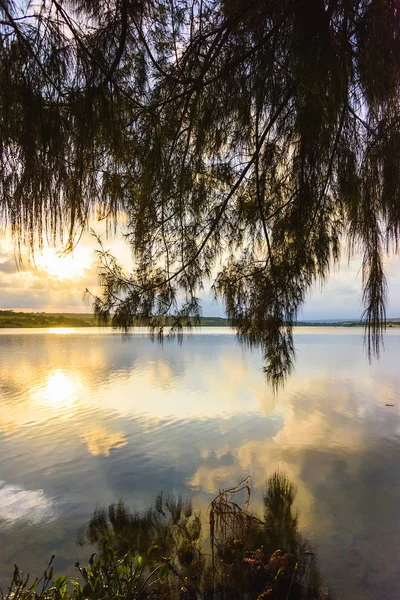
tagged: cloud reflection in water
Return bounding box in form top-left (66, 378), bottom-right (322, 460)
top-left (0, 481), bottom-right (55, 523)
top-left (82, 426), bottom-right (127, 456)
top-left (0, 330), bottom-right (399, 599)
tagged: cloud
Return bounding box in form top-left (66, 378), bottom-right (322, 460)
top-left (1, 226), bottom-right (400, 318)
top-left (0, 259), bottom-right (17, 274)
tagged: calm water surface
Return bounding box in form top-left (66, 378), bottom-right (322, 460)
top-left (0, 327), bottom-right (399, 599)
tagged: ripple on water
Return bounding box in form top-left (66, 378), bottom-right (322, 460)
top-left (0, 329), bottom-right (400, 599)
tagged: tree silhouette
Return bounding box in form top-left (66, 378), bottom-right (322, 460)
top-left (1, 0), bottom-right (399, 383)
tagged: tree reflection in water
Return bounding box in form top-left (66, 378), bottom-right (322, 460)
top-left (78, 472), bottom-right (334, 599)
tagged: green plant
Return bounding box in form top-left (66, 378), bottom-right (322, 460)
top-left (1, 473), bottom-right (334, 599)
top-left (71, 541), bottom-right (171, 599)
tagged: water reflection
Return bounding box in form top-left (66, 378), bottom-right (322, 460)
top-left (0, 481), bottom-right (55, 523)
top-left (75, 472), bottom-right (329, 600)
top-left (82, 426), bottom-right (127, 456)
top-left (0, 329), bottom-right (399, 599)
top-left (31, 370), bottom-right (80, 414)
top-left (0, 331), bottom-right (276, 430)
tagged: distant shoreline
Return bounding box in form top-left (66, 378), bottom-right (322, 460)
top-left (0, 310), bottom-right (399, 329)
top-left (0, 311), bottom-right (229, 329)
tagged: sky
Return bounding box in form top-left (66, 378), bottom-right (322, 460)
top-left (1, 223), bottom-right (400, 319)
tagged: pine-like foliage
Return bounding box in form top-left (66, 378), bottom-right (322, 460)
top-left (1, 0), bottom-right (399, 383)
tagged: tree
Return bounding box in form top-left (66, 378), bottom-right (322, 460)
top-left (1, 0), bottom-right (400, 384)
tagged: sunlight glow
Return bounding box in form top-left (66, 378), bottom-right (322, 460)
top-left (49, 328), bottom-right (77, 334)
top-left (35, 247), bottom-right (92, 280)
top-left (33, 369), bottom-right (80, 413)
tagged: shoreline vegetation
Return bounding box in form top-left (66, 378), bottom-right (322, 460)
top-left (2, 473), bottom-right (334, 600)
top-left (0, 310), bottom-right (399, 329)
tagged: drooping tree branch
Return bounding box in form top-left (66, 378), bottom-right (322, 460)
top-left (1, 0), bottom-right (400, 383)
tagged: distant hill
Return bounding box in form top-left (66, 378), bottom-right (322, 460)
top-left (0, 311), bottom-right (399, 329)
top-left (0, 311), bottom-right (230, 328)
top-left (295, 319), bottom-right (400, 327)
top-left (0, 311), bottom-right (99, 328)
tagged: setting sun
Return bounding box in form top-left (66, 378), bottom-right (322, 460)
top-left (35, 247), bottom-right (92, 280)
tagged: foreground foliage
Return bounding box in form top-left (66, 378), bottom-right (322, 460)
top-left (2, 473), bottom-right (333, 599)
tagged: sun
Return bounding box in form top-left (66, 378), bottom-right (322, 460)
top-left (35, 247), bottom-right (91, 280)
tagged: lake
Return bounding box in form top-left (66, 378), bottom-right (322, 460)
top-left (0, 327), bottom-right (399, 598)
